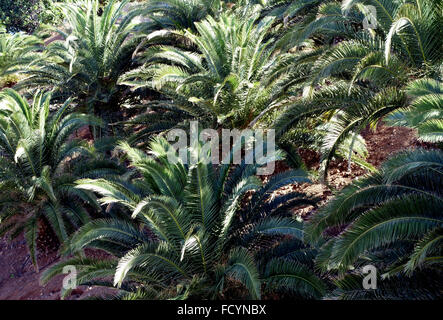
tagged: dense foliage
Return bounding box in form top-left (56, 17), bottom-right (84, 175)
top-left (0, 0), bottom-right (442, 300)
top-left (42, 137), bottom-right (325, 299)
top-left (0, 89), bottom-right (125, 269)
top-left (0, 0), bottom-right (61, 33)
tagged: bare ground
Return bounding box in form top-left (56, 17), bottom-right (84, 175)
top-left (272, 124), bottom-right (420, 218)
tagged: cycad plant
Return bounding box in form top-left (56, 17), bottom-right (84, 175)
top-left (271, 0), bottom-right (442, 177)
top-left (139, 0), bottom-right (223, 32)
top-left (0, 30), bottom-right (42, 84)
top-left (274, 82), bottom-right (406, 180)
top-left (119, 10), bottom-right (293, 138)
top-left (306, 148), bottom-right (443, 298)
top-left (386, 78), bottom-right (443, 143)
top-left (281, 0), bottom-right (442, 76)
top-left (0, 88), bottom-right (122, 270)
top-left (18, 0), bottom-right (143, 121)
top-left (42, 137), bottom-right (327, 299)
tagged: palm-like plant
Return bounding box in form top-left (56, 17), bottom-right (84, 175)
top-left (274, 82), bottom-right (406, 180)
top-left (138, 0), bottom-right (223, 32)
top-left (306, 148), bottom-right (443, 298)
top-left (282, 0), bottom-right (442, 72)
top-left (42, 137), bottom-right (327, 299)
top-left (18, 0), bottom-right (143, 120)
top-left (386, 78), bottom-right (443, 143)
top-left (0, 30), bottom-right (42, 81)
top-left (344, 0), bottom-right (442, 68)
top-left (271, 0), bottom-right (442, 177)
top-left (119, 10), bottom-right (294, 137)
top-left (0, 88), bottom-right (123, 270)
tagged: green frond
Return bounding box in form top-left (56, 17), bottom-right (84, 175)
top-left (114, 241), bottom-right (187, 287)
top-left (405, 227), bottom-right (443, 274)
top-left (224, 247), bottom-right (261, 299)
top-left (244, 217), bottom-right (304, 241)
top-left (328, 194), bottom-right (442, 272)
top-left (66, 218), bottom-right (148, 255)
top-left (24, 213), bottom-right (40, 271)
top-left (263, 258), bottom-right (326, 299)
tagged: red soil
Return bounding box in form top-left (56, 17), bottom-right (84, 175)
top-left (0, 235), bottom-right (116, 300)
top-left (271, 124), bottom-right (419, 218)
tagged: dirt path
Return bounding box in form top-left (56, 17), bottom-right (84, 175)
top-left (0, 235), bottom-right (65, 300)
top-left (0, 235), bottom-right (116, 300)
